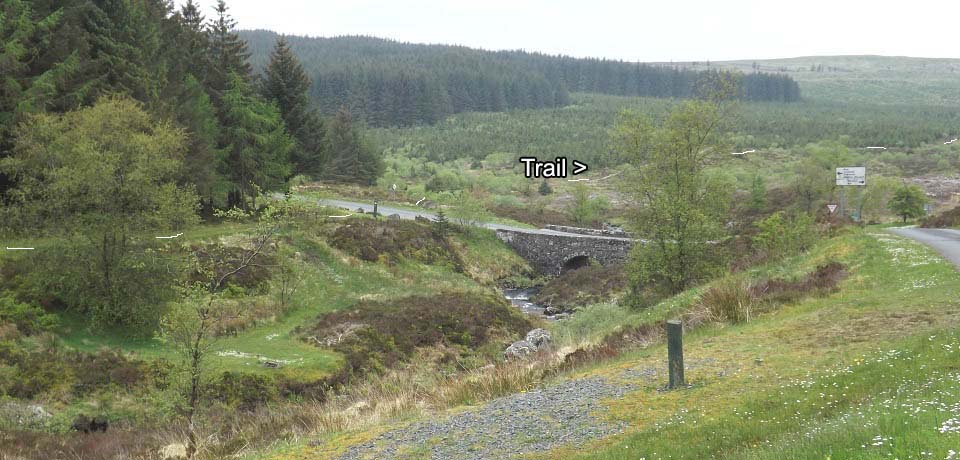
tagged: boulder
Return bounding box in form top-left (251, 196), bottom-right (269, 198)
top-left (525, 328), bottom-right (551, 348)
top-left (0, 402), bottom-right (52, 428)
top-left (387, 213), bottom-right (401, 222)
top-left (504, 340), bottom-right (536, 360)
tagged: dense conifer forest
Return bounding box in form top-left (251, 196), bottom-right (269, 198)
top-left (241, 31), bottom-right (802, 127)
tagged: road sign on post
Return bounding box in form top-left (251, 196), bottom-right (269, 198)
top-left (836, 167), bottom-right (866, 186)
top-left (827, 204), bottom-right (838, 214)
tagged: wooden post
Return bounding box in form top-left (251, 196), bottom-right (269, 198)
top-left (667, 319), bottom-right (685, 389)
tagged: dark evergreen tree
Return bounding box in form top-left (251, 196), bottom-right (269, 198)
top-left (260, 36), bottom-right (325, 177)
top-left (207, 0), bottom-right (250, 102)
top-left (322, 107), bottom-right (383, 185)
top-left (219, 73), bottom-right (293, 209)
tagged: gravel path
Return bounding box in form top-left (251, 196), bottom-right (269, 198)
top-left (335, 377), bottom-right (636, 460)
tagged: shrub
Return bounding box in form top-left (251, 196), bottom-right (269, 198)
top-left (697, 279), bottom-right (758, 324)
top-left (210, 372), bottom-right (279, 411)
top-left (0, 293), bottom-right (58, 336)
top-left (300, 292), bottom-right (531, 382)
top-left (753, 211), bottom-right (818, 260)
top-left (329, 217), bottom-right (464, 270)
top-left (425, 170), bottom-right (466, 192)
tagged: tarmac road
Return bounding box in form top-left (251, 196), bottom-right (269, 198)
top-left (314, 198), bottom-right (635, 241)
top-left (888, 227), bottom-right (960, 268)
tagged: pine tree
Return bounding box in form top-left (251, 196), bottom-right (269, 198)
top-left (538, 179), bottom-right (553, 196)
top-left (219, 73), bottom-right (293, 209)
top-left (322, 107), bottom-right (383, 185)
top-left (432, 208), bottom-right (450, 237)
top-left (260, 36), bottom-right (325, 177)
top-left (207, 0), bottom-right (250, 102)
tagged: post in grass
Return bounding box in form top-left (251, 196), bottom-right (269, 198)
top-left (667, 319), bottom-right (685, 389)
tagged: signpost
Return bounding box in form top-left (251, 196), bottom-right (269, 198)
top-left (827, 204), bottom-right (838, 214)
top-left (835, 167), bottom-right (866, 219)
top-left (835, 167), bottom-right (866, 186)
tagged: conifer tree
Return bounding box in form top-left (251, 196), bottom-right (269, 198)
top-left (219, 73), bottom-right (293, 209)
top-left (260, 36), bottom-right (326, 177)
top-left (207, 0), bottom-right (250, 102)
top-left (322, 107), bottom-right (383, 185)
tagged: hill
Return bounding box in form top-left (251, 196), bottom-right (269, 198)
top-left (695, 55), bottom-right (960, 106)
top-left (240, 31), bottom-right (801, 127)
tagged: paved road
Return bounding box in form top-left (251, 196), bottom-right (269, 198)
top-left (314, 198), bottom-right (634, 241)
top-left (888, 227), bottom-right (960, 268)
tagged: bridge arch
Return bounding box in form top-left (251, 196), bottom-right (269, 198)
top-left (560, 254), bottom-right (593, 274)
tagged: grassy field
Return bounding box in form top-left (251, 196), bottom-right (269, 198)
top-left (709, 55), bottom-right (960, 106)
top-left (532, 228), bottom-right (960, 459)
top-left (41, 207), bottom-right (532, 384)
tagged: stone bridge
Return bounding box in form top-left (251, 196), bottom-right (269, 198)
top-left (495, 228), bottom-right (636, 275)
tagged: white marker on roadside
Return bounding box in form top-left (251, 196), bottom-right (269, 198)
top-left (415, 197), bottom-right (426, 206)
top-left (731, 149), bottom-right (756, 156)
top-left (328, 214), bottom-right (353, 218)
top-left (866, 146), bottom-right (887, 150)
top-left (6, 247), bottom-right (34, 250)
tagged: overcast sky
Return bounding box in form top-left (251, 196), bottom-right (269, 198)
top-left (183, 0), bottom-right (960, 62)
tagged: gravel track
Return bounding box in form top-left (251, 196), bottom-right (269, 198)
top-left (335, 377), bottom-right (636, 460)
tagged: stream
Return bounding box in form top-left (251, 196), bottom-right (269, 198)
top-left (502, 287), bottom-right (553, 319)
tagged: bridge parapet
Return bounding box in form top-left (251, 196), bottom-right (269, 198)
top-left (495, 229), bottom-right (635, 275)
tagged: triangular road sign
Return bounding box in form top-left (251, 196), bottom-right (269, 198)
top-left (827, 204), bottom-right (838, 214)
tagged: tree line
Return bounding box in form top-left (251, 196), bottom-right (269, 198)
top-left (0, 0), bottom-right (383, 214)
top-left (241, 32), bottom-right (802, 127)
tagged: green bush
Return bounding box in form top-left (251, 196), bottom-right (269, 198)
top-left (425, 170), bottom-right (467, 192)
top-left (0, 293), bottom-right (58, 336)
top-left (753, 211), bottom-right (818, 260)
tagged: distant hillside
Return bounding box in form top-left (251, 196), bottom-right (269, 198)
top-left (685, 55), bottom-right (960, 106)
top-left (241, 31), bottom-right (801, 127)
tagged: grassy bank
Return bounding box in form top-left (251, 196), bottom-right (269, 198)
top-left (536, 228), bottom-right (960, 459)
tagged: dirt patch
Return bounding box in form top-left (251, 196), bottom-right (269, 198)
top-left (750, 261), bottom-right (848, 302)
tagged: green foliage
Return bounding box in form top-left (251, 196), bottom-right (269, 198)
top-left (432, 209), bottom-right (451, 237)
top-left (425, 170), bottom-right (467, 192)
top-left (329, 217), bottom-right (463, 270)
top-left (567, 183), bottom-right (609, 227)
top-left (752, 211), bottom-right (818, 261)
top-left (749, 174), bottom-right (766, 210)
top-left (260, 35), bottom-right (326, 178)
top-left (219, 72), bottom-right (294, 207)
top-left (1, 97), bottom-right (198, 331)
top-left (322, 107), bottom-right (384, 185)
top-left (618, 97), bottom-right (737, 295)
top-left (0, 292), bottom-right (58, 335)
top-left (538, 179), bottom-right (552, 196)
top-left (888, 184), bottom-right (928, 223)
top-left (242, 32), bottom-right (799, 127)
top-left (303, 292), bottom-right (531, 380)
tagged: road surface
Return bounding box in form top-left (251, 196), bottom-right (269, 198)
top-left (888, 227), bottom-right (960, 268)
top-left (314, 198), bottom-right (634, 241)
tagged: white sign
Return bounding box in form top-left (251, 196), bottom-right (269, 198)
top-left (827, 204), bottom-right (838, 214)
top-left (836, 167), bottom-right (866, 186)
